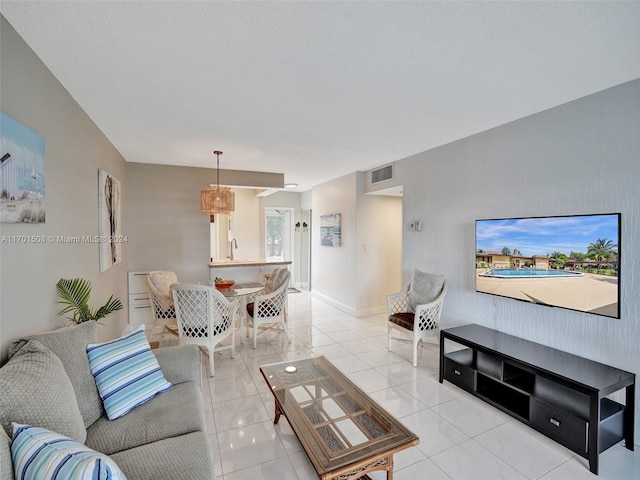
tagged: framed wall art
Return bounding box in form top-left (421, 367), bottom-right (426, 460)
top-left (98, 169), bottom-right (122, 271)
top-left (0, 112), bottom-right (45, 223)
top-left (320, 213), bottom-right (341, 247)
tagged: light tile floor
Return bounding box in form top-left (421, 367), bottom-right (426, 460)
top-left (153, 290), bottom-right (639, 480)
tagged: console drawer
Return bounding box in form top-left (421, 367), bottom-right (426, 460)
top-left (530, 398), bottom-right (588, 453)
top-left (444, 357), bottom-right (476, 391)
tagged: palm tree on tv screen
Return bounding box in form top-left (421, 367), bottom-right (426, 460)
top-left (550, 251), bottom-right (568, 269)
top-left (587, 238), bottom-right (617, 262)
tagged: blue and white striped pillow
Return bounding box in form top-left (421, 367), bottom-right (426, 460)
top-left (11, 423), bottom-right (126, 480)
top-left (86, 325), bottom-right (172, 420)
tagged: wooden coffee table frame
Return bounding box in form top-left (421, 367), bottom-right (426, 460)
top-left (260, 356), bottom-right (419, 480)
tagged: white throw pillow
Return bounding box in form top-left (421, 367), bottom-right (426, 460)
top-left (86, 325), bottom-right (173, 420)
top-left (11, 423), bottom-right (127, 480)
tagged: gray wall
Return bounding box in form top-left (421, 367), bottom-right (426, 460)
top-left (396, 79), bottom-right (640, 439)
top-left (125, 164), bottom-right (303, 283)
top-left (0, 17), bottom-right (128, 361)
top-left (126, 163), bottom-right (210, 281)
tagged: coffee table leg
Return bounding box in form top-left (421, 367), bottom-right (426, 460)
top-left (274, 400), bottom-right (283, 424)
top-left (387, 454), bottom-right (393, 480)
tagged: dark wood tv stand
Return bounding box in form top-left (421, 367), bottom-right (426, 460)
top-left (439, 324), bottom-right (635, 475)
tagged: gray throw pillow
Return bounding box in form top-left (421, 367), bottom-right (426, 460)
top-left (8, 320), bottom-right (103, 427)
top-left (408, 270), bottom-right (445, 311)
top-left (0, 340), bottom-right (86, 444)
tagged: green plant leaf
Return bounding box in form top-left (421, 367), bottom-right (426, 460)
top-left (56, 278), bottom-right (92, 322)
top-left (93, 295), bottom-right (124, 321)
top-left (56, 278), bottom-right (122, 324)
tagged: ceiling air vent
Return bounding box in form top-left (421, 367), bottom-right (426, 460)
top-left (371, 164), bottom-right (393, 184)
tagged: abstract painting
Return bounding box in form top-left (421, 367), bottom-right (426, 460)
top-left (98, 169), bottom-right (122, 271)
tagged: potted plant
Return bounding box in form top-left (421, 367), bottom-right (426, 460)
top-left (56, 277), bottom-right (123, 324)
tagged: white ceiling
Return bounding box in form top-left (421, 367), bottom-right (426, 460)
top-left (2, 1), bottom-right (639, 192)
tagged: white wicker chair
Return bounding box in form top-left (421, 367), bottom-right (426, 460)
top-left (246, 270), bottom-right (291, 349)
top-left (170, 283), bottom-right (240, 377)
top-left (146, 271), bottom-right (178, 335)
top-left (387, 281), bottom-right (447, 367)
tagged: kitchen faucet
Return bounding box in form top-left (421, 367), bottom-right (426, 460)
top-left (229, 238), bottom-right (238, 260)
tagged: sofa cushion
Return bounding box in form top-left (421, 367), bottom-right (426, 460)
top-left (0, 340), bottom-right (86, 443)
top-left (110, 431), bottom-right (214, 480)
top-left (408, 269), bottom-right (444, 311)
top-left (87, 325), bottom-right (173, 420)
top-left (0, 428), bottom-right (11, 480)
top-left (8, 320), bottom-right (103, 427)
top-left (11, 424), bottom-right (126, 480)
top-left (85, 381), bottom-right (205, 455)
top-left (152, 344), bottom-right (202, 387)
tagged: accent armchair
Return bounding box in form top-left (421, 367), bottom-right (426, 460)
top-left (171, 283), bottom-right (240, 377)
top-left (387, 270), bottom-right (447, 367)
top-left (146, 270), bottom-right (178, 335)
top-left (246, 268), bottom-right (291, 349)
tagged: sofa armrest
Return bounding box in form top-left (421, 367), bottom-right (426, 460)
top-left (1, 428), bottom-right (12, 480)
top-left (153, 345), bottom-right (202, 388)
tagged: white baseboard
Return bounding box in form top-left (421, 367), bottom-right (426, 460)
top-left (310, 291), bottom-right (356, 316)
top-left (309, 291), bottom-right (387, 318)
top-left (355, 305), bottom-right (387, 317)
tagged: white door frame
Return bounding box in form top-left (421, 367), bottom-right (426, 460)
top-left (265, 207), bottom-right (295, 282)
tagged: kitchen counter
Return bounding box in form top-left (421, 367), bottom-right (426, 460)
top-left (209, 259), bottom-right (292, 283)
top-left (209, 259), bottom-right (292, 268)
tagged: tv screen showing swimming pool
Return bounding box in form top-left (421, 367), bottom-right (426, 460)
top-left (475, 213), bottom-right (620, 319)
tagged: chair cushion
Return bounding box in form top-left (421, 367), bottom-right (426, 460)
top-left (0, 340), bottom-right (86, 443)
top-left (149, 271), bottom-right (178, 298)
top-left (389, 312), bottom-right (415, 331)
top-left (110, 431), bottom-right (214, 480)
top-left (264, 268), bottom-right (288, 294)
top-left (11, 424), bottom-right (126, 480)
top-left (85, 381), bottom-right (205, 455)
top-left (86, 326), bottom-right (173, 420)
top-left (8, 321), bottom-right (103, 427)
top-left (408, 270), bottom-right (444, 311)
top-left (148, 270), bottom-right (178, 308)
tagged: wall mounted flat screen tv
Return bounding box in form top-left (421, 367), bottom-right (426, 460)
top-left (475, 213), bottom-right (620, 319)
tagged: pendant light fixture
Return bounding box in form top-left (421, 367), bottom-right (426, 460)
top-left (200, 150), bottom-right (235, 216)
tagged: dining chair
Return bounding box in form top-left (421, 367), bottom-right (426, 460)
top-left (387, 270), bottom-right (447, 367)
top-left (146, 270), bottom-right (178, 336)
top-left (170, 283), bottom-right (240, 377)
top-left (246, 269), bottom-right (291, 349)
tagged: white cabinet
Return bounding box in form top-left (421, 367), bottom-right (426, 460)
top-left (128, 271), bottom-right (153, 330)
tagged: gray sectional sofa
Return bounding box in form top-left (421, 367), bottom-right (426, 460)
top-left (0, 321), bottom-right (215, 480)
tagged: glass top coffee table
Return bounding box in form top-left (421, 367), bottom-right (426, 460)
top-left (260, 356), bottom-right (419, 479)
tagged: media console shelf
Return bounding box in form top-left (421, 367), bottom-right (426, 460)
top-left (439, 324), bottom-right (635, 475)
